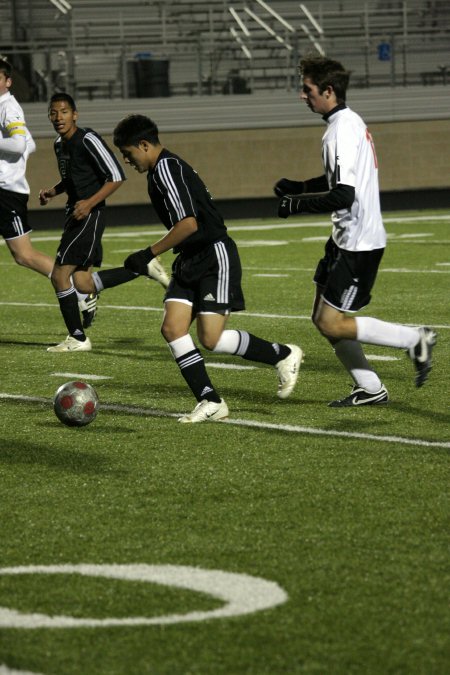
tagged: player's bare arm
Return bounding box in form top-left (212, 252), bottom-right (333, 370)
top-left (39, 180), bottom-right (65, 205)
top-left (72, 179), bottom-right (124, 220)
top-left (151, 217), bottom-right (198, 256)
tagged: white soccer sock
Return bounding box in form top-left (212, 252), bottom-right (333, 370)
top-left (355, 317), bottom-right (419, 349)
top-left (212, 329), bottom-right (240, 354)
top-left (92, 271), bottom-right (104, 292)
top-left (334, 339), bottom-right (382, 392)
top-left (168, 334), bottom-right (196, 359)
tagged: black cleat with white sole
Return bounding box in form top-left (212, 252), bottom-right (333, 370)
top-left (79, 292), bottom-right (98, 329)
top-left (408, 326), bottom-right (437, 388)
top-left (328, 384), bottom-right (389, 408)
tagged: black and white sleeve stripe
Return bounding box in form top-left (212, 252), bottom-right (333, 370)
top-left (83, 132), bottom-right (125, 182)
top-left (156, 158), bottom-right (196, 222)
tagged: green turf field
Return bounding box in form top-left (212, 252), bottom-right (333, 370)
top-left (0, 210), bottom-right (448, 675)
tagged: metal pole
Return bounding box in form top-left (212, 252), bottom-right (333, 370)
top-left (197, 35), bottom-right (202, 96)
top-left (364, 2), bottom-right (370, 87)
top-left (11, 0), bottom-right (19, 41)
top-left (402, 1), bottom-right (408, 86)
top-left (390, 34), bottom-right (396, 86)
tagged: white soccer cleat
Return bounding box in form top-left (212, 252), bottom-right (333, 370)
top-left (276, 344), bottom-right (303, 399)
top-left (47, 336), bottom-right (92, 352)
top-left (178, 398), bottom-right (229, 423)
top-left (147, 257), bottom-right (170, 289)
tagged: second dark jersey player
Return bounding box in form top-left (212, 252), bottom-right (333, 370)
top-left (40, 93), bottom-right (169, 352)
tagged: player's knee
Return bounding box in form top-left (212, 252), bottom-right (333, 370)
top-left (315, 314), bottom-right (339, 338)
top-left (50, 268), bottom-right (67, 290)
top-left (199, 335), bottom-right (218, 351)
top-left (161, 322), bottom-right (178, 343)
top-left (74, 279), bottom-right (94, 294)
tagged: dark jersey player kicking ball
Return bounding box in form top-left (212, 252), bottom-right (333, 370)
top-left (113, 114), bottom-right (303, 423)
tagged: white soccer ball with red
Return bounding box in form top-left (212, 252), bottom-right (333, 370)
top-left (53, 381), bottom-right (99, 427)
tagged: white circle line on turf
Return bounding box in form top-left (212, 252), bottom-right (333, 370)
top-left (0, 564), bottom-right (287, 628)
top-left (0, 666), bottom-right (45, 675)
top-left (0, 393), bottom-right (448, 449)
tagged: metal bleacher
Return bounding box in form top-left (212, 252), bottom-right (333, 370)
top-left (1, 0), bottom-right (449, 103)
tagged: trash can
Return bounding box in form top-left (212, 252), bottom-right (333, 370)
top-left (132, 54), bottom-right (170, 98)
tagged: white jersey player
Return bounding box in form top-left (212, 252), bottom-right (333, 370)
top-left (323, 106), bottom-right (386, 252)
top-left (275, 56), bottom-right (436, 405)
top-left (0, 58), bottom-right (55, 276)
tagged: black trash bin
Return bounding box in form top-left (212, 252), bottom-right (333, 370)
top-left (132, 55), bottom-right (170, 98)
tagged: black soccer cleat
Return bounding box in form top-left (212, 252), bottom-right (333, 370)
top-left (79, 293), bottom-right (98, 329)
top-left (408, 326), bottom-right (437, 388)
top-left (328, 384), bottom-right (389, 408)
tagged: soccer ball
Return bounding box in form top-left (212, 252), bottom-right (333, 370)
top-left (53, 381), bottom-right (99, 427)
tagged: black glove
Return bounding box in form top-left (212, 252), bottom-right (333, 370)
top-left (273, 178), bottom-right (305, 197)
top-left (278, 195), bottom-right (301, 219)
top-left (124, 246), bottom-right (155, 275)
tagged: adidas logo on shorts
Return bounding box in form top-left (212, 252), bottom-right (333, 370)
top-left (203, 293), bottom-right (216, 301)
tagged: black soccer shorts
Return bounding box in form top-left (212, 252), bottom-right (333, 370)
top-left (55, 207), bottom-right (105, 268)
top-left (0, 188), bottom-right (31, 240)
top-left (314, 236), bottom-right (384, 312)
top-left (165, 236), bottom-right (246, 313)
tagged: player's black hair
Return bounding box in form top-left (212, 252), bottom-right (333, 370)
top-left (113, 114), bottom-right (160, 148)
top-left (299, 56), bottom-right (350, 103)
top-left (48, 92), bottom-right (77, 112)
top-left (0, 58), bottom-right (12, 79)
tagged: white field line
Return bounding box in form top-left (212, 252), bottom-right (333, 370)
top-left (1, 212), bottom-right (448, 246)
top-left (1, 301), bottom-right (449, 329)
top-left (2, 262), bottom-right (449, 273)
top-left (49, 372), bottom-right (113, 380)
top-left (1, 393), bottom-right (448, 449)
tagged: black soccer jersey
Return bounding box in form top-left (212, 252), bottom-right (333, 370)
top-left (54, 127), bottom-right (125, 208)
top-left (148, 149), bottom-right (227, 253)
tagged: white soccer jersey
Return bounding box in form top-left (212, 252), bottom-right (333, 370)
top-left (0, 91), bottom-right (36, 194)
top-left (322, 106), bottom-right (386, 251)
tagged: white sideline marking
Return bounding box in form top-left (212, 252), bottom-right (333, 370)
top-left (377, 267), bottom-right (446, 274)
top-left (252, 273), bottom-right (290, 277)
top-left (2, 213), bottom-right (447, 247)
top-left (366, 355), bottom-right (399, 361)
top-left (50, 372), bottom-right (112, 380)
top-left (235, 240), bottom-right (288, 247)
top-left (0, 301), bottom-right (448, 329)
top-left (388, 232), bottom-right (433, 238)
top-left (1, 393), bottom-right (448, 449)
top-left (207, 363), bottom-right (256, 370)
top-left (0, 667), bottom-right (45, 675)
top-left (0, 564), bottom-right (287, 628)
top-left (302, 236), bottom-right (328, 242)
